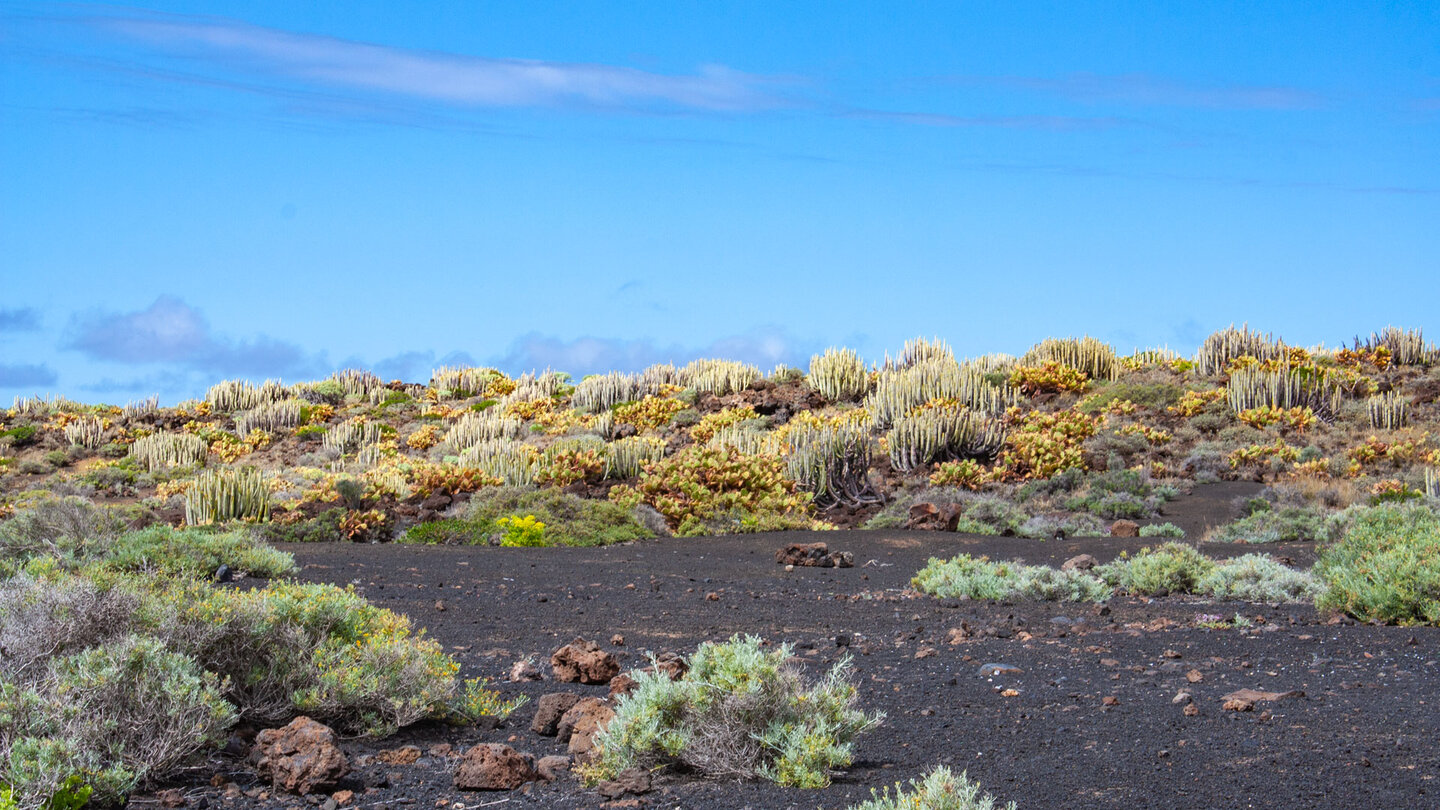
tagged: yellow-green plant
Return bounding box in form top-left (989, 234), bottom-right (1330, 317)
top-left (613, 395), bottom-right (687, 432)
top-left (429, 366), bottom-right (508, 399)
top-left (929, 458), bottom-right (988, 489)
top-left (991, 408), bottom-right (1099, 480)
top-left (1007, 360), bottom-right (1089, 395)
top-left (609, 445), bottom-right (812, 535)
top-left (536, 437), bottom-right (606, 486)
top-left (496, 514), bottom-right (547, 546)
top-left (689, 406), bottom-right (759, 444)
top-left (185, 466), bottom-right (270, 525)
top-left (1236, 405), bottom-right (1317, 432)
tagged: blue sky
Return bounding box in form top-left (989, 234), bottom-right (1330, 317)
top-left (2, 1), bottom-right (1438, 404)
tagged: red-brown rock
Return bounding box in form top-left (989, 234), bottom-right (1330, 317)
top-left (452, 744), bottom-right (538, 791)
top-left (251, 716), bottom-right (350, 796)
top-left (1061, 554), bottom-right (1100, 572)
top-left (1110, 520), bottom-right (1140, 538)
top-left (556, 697), bottom-right (615, 760)
top-left (908, 502), bottom-right (964, 532)
top-left (531, 692), bottom-right (583, 736)
top-left (776, 542), bottom-right (854, 568)
top-left (550, 638), bottom-right (620, 684)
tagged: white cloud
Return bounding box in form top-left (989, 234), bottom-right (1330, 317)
top-left (64, 295), bottom-right (323, 379)
top-left (494, 327), bottom-right (818, 377)
top-left (107, 16), bottom-right (788, 113)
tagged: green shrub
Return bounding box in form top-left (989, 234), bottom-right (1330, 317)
top-left (398, 518), bottom-right (490, 545)
top-left (912, 555), bottom-right (1109, 602)
top-left (102, 525), bottom-right (295, 579)
top-left (850, 765), bottom-right (1016, 810)
top-left (0, 497), bottom-right (127, 567)
top-left (0, 426), bottom-right (38, 448)
top-left (586, 635), bottom-right (881, 788)
top-left (153, 579), bottom-right (470, 735)
top-left (1099, 543), bottom-right (1216, 596)
top-left (1315, 504), bottom-right (1440, 624)
top-left (1138, 522), bottom-right (1186, 538)
top-left (463, 486), bottom-right (652, 546)
top-left (911, 555), bottom-right (1023, 601)
top-left (1013, 566), bottom-right (1112, 602)
top-left (1079, 382), bottom-right (1184, 413)
top-left (1209, 506), bottom-right (1333, 543)
top-left (259, 508), bottom-right (345, 543)
top-left (1, 634), bottom-right (234, 807)
top-left (1015, 513), bottom-right (1107, 539)
top-left (1197, 554), bottom-right (1318, 603)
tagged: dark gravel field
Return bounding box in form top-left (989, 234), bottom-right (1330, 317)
top-left (137, 486), bottom-right (1439, 810)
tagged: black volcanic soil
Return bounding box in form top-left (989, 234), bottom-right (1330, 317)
top-left (147, 485), bottom-right (1438, 810)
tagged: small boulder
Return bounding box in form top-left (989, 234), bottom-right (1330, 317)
top-left (453, 744), bottom-right (538, 791)
top-left (557, 697), bottom-right (615, 760)
top-left (536, 755), bottom-right (571, 782)
top-left (375, 745), bottom-right (421, 765)
top-left (1110, 520), bottom-right (1140, 538)
top-left (608, 673), bottom-right (639, 697)
top-left (907, 502), bottom-right (963, 532)
top-left (531, 692), bottom-right (583, 736)
top-left (776, 542), bottom-right (854, 568)
top-left (509, 658), bottom-right (543, 682)
top-left (550, 638), bottom-right (620, 684)
top-left (251, 716), bottom-right (350, 796)
top-left (1061, 554), bottom-right (1099, 572)
top-left (596, 767), bottom-right (652, 799)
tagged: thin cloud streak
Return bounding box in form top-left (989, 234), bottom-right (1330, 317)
top-left (937, 72), bottom-right (1326, 110)
top-left (104, 15), bottom-right (790, 114)
top-left (843, 107), bottom-right (1127, 130)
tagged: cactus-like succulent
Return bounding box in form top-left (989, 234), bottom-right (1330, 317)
top-left (458, 439), bottom-right (540, 485)
top-left (783, 421), bottom-right (882, 508)
top-left (332, 368), bottom-right (384, 399)
top-left (604, 436), bottom-right (667, 479)
top-left (442, 412), bottom-right (526, 455)
top-left (1367, 391), bottom-right (1408, 430)
top-left (708, 425), bottom-right (779, 457)
top-left (807, 348), bottom-right (870, 403)
top-left (323, 418), bottom-right (385, 454)
top-left (62, 417), bottom-right (106, 449)
top-left (185, 466), bottom-right (270, 525)
top-left (205, 378), bottom-right (289, 412)
top-left (431, 366), bottom-right (508, 398)
top-left (883, 336), bottom-right (954, 370)
top-left (886, 407), bottom-right (1005, 473)
top-left (1020, 337), bottom-right (1119, 382)
top-left (129, 432), bottom-right (209, 471)
top-left (572, 372), bottom-right (652, 413)
top-left (1226, 364), bottom-right (1340, 421)
top-left (1361, 327), bottom-right (1437, 367)
top-left (865, 359), bottom-right (1019, 429)
top-left (234, 399), bottom-right (304, 436)
top-left (679, 359), bottom-right (761, 396)
top-left (1194, 325), bottom-right (1285, 376)
top-left (123, 395), bottom-right (160, 417)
